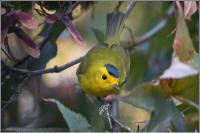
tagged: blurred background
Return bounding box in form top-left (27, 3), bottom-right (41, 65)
top-left (1, 1), bottom-right (199, 131)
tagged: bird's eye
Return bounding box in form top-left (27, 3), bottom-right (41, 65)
top-left (102, 75), bottom-right (107, 80)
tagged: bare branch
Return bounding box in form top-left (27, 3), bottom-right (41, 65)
top-left (115, 1), bottom-right (123, 12)
top-left (111, 100), bottom-right (119, 131)
top-left (174, 96), bottom-right (199, 110)
top-left (2, 76), bottom-right (29, 111)
top-left (110, 114), bottom-right (133, 132)
top-left (2, 57), bottom-right (83, 76)
top-left (124, 0), bottom-right (137, 19)
top-left (1, 24), bottom-right (53, 78)
top-left (111, 1), bottom-right (137, 131)
top-left (122, 3), bottom-right (175, 49)
top-left (137, 3), bottom-right (175, 45)
top-left (65, 1), bottom-right (82, 15)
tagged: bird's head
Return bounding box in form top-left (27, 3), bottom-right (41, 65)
top-left (93, 64), bottom-right (120, 91)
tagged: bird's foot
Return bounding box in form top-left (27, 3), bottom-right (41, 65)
top-left (98, 103), bottom-right (112, 129)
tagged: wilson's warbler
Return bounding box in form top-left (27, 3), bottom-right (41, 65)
top-left (77, 12), bottom-right (130, 97)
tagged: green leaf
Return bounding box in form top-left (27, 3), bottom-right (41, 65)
top-left (44, 98), bottom-right (91, 132)
top-left (177, 103), bottom-right (199, 131)
top-left (90, 28), bottom-right (104, 43)
top-left (174, 74), bottom-right (198, 104)
top-left (39, 20), bottom-right (66, 43)
top-left (191, 52), bottom-right (199, 70)
top-left (173, 3), bottom-right (195, 62)
top-left (27, 42), bottom-right (57, 71)
top-left (160, 74), bottom-right (198, 106)
top-left (118, 82), bottom-right (186, 132)
top-left (90, 112), bottom-right (105, 131)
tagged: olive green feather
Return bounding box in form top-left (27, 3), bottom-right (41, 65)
top-left (104, 12), bottom-right (126, 47)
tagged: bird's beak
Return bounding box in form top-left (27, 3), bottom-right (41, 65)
top-left (112, 84), bottom-right (120, 90)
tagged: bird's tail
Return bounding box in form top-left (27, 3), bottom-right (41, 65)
top-left (104, 12), bottom-right (126, 47)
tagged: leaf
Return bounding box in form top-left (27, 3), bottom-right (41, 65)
top-left (173, 2), bottom-right (195, 62)
top-left (1, 8), bottom-right (6, 15)
top-left (184, 1), bottom-right (197, 20)
top-left (90, 112), bottom-right (105, 131)
top-left (1, 12), bottom-right (14, 44)
top-left (173, 74), bottom-right (199, 104)
top-left (14, 10), bottom-right (38, 29)
top-left (177, 103), bottom-right (199, 131)
top-left (11, 27), bottom-right (40, 58)
top-left (1, 9), bottom-right (38, 46)
top-left (27, 42), bottom-right (57, 70)
top-left (61, 15), bottom-right (87, 47)
top-left (49, 20), bottom-right (66, 43)
top-left (160, 54), bottom-right (198, 79)
top-left (118, 82), bottom-right (186, 132)
top-left (90, 28), bottom-right (104, 43)
top-left (43, 98), bottom-right (91, 132)
top-left (45, 14), bottom-right (60, 24)
top-left (191, 52), bottom-right (199, 70)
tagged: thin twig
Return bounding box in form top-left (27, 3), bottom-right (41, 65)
top-left (110, 114), bottom-right (133, 132)
top-left (124, 0), bottom-right (137, 19)
top-left (115, 1), bottom-right (123, 12)
top-left (122, 3), bottom-right (175, 49)
top-left (174, 95), bottom-right (199, 110)
top-left (1, 57), bottom-right (82, 111)
top-left (112, 100), bottom-right (119, 132)
top-left (111, 1), bottom-right (136, 131)
top-left (1, 24), bottom-right (53, 78)
top-left (2, 57), bottom-right (83, 76)
top-left (1, 76), bottom-right (29, 111)
top-left (136, 3), bottom-right (175, 45)
top-left (65, 1), bottom-right (82, 15)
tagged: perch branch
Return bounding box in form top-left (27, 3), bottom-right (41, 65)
top-left (1, 24), bottom-right (53, 78)
top-left (124, 0), bottom-right (137, 19)
top-left (1, 57), bottom-right (83, 111)
top-left (112, 1), bottom-right (137, 131)
top-left (110, 114), bottom-right (133, 132)
top-left (2, 57), bottom-right (83, 76)
top-left (1, 76), bottom-right (29, 111)
top-left (122, 3), bottom-right (175, 49)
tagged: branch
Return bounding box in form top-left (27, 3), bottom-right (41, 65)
top-left (115, 1), bottom-right (123, 12)
top-left (1, 24), bottom-right (53, 78)
top-left (65, 1), bottom-right (82, 15)
top-left (2, 57), bottom-right (83, 76)
top-left (124, 0), bottom-right (137, 19)
top-left (1, 76), bottom-right (29, 111)
top-left (122, 3), bottom-right (175, 49)
top-left (110, 114), bottom-right (133, 132)
top-left (111, 1), bottom-right (137, 131)
top-left (136, 3), bottom-right (175, 45)
top-left (174, 96), bottom-right (199, 110)
top-left (1, 57), bottom-right (83, 111)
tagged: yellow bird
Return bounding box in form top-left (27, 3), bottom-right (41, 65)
top-left (76, 12), bottom-right (130, 97)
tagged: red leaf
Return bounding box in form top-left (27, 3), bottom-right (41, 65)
top-left (1, 14), bottom-right (14, 44)
top-left (45, 14), bottom-right (60, 24)
top-left (1, 8), bottom-right (6, 15)
top-left (1, 10), bottom-right (38, 44)
top-left (14, 10), bottom-right (38, 29)
top-left (43, 98), bottom-right (57, 103)
top-left (61, 15), bottom-right (87, 47)
top-left (173, 2), bottom-right (195, 62)
top-left (173, 37), bottom-right (182, 54)
top-left (11, 27), bottom-right (40, 58)
top-left (184, 1), bottom-right (197, 20)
